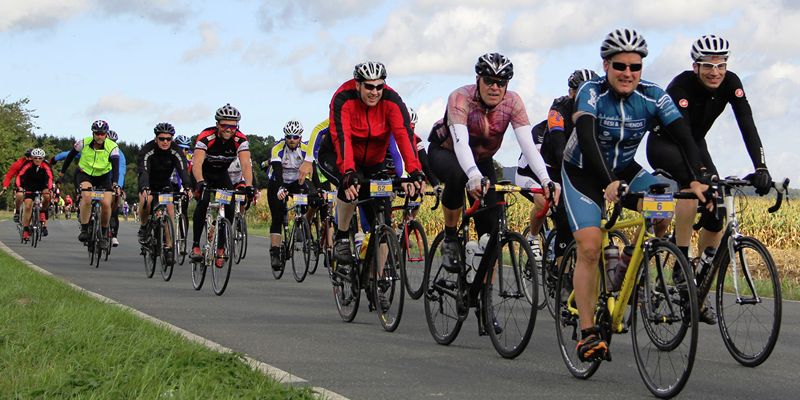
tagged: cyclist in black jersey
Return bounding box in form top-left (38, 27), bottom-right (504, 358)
top-left (646, 35), bottom-right (772, 324)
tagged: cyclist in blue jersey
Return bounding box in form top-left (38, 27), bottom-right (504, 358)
top-left (106, 130), bottom-right (126, 247)
top-left (563, 29), bottom-right (710, 362)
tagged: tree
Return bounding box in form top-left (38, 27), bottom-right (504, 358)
top-left (0, 98), bottom-right (38, 209)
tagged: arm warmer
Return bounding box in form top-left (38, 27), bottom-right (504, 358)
top-left (449, 123), bottom-right (480, 179)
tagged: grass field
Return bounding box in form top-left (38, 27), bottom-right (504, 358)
top-left (0, 249), bottom-right (315, 400)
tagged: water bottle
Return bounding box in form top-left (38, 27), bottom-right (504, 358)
top-left (613, 245), bottom-right (634, 291)
top-left (696, 247), bottom-right (716, 285)
top-left (359, 232), bottom-right (371, 260)
top-left (604, 245), bottom-right (620, 290)
top-left (354, 232), bottom-right (365, 260)
top-left (465, 240), bottom-right (479, 283)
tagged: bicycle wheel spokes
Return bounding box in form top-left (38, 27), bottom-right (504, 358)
top-left (330, 247), bottom-right (360, 322)
top-left (632, 240), bottom-right (698, 398)
top-left (716, 237), bottom-right (781, 367)
top-left (211, 219), bottom-right (233, 295)
top-left (191, 224), bottom-right (208, 290)
top-left (291, 219), bottom-right (309, 283)
top-left (541, 229), bottom-right (560, 319)
top-left (423, 232), bottom-right (464, 345)
top-left (554, 242), bottom-right (601, 379)
top-left (160, 218), bottom-right (175, 281)
top-left (484, 232), bottom-right (537, 359)
top-left (373, 228), bottom-right (404, 332)
top-left (401, 220), bottom-right (428, 300)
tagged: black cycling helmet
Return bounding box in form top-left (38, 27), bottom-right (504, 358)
top-left (24, 148), bottom-right (33, 158)
top-left (474, 53), bottom-right (514, 80)
top-left (91, 120), bottom-right (110, 133)
top-left (568, 69), bottom-right (600, 89)
top-left (154, 122), bottom-right (176, 135)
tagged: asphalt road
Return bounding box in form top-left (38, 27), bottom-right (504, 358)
top-left (3, 219), bottom-right (799, 399)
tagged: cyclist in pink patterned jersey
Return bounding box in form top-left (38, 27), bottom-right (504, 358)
top-left (428, 52), bottom-right (558, 273)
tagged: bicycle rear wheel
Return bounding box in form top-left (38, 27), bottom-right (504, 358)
top-left (291, 218), bottom-right (310, 282)
top-left (373, 226), bottom-right (405, 332)
top-left (541, 229), bottom-right (559, 318)
top-left (554, 242), bottom-right (602, 379)
top-left (160, 218), bottom-right (175, 281)
top-left (631, 240), bottom-right (698, 398)
top-left (484, 231), bottom-right (537, 359)
top-left (716, 236), bottom-right (781, 367)
top-left (423, 231), bottom-right (465, 345)
top-left (400, 220), bottom-right (428, 300)
top-left (211, 219), bottom-right (233, 295)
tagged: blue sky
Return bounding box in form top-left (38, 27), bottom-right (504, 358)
top-left (2, 0), bottom-right (798, 186)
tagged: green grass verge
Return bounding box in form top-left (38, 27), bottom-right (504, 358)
top-left (0, 249), bottom-right (316, 400)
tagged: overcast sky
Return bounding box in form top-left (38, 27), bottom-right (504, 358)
top-left (2, 0), bottom-right (797, 185)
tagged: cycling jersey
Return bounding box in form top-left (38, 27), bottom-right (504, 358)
top-left (661, 70), bottom-right (765, 169)
top-left (54, 149), bottom-right (127, 187)
top-left (518, 95), bottom-right (574, 180)
top-left (3, 156), bottom-right (28, 189)
top-left (194, 127), bottom-right (250, 175)
top-left (269, 139), bottom-right (308, 182)
top-left (137, 140), bottom-right (189, 191)
top-left (17, 161), bottom-right (54, 191)
top-left (306, 119), bottom-right (329, 162)
top-left (329, 79), bottom-right (421, 174)
top-left (228, 158), bottom-right (254, 185)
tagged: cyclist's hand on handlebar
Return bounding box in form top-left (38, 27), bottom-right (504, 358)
top-left (751, 167), bottom-right (772, 196)
top-left (340, 170), bottom-right (361, 201)
top-left (298, 161), bottom-right (313, 185)
top-left (277, 186), bottom-right (288, 201)
top-left (467, 175), bottom-right (488, 199)
top-left (689, 180), bottom-right (712, 210)
top-left (408, 170), bottom-right (425, 197)
top-left (604, 180), bottom-right (626, 203)
top-left (544, 180), bottom-right (561, 206)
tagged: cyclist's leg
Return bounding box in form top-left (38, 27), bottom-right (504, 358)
top-left (267, 179), bottom-right (285, 251)
top-left (21, 194), bottom-right (33, 227)
top-left (515, 168), bottom-right (546, 237)
top-left (428, 142), bottom-right (468, 271)
top-left (14, 189), bottom-right (24, 216)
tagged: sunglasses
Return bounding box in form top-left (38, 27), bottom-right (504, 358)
top-left (611, 62), bottom-right (643, 72)
top-left (362, 82), bottom-right (385, 91)
top-left (157, 136), bottom-right (173, 142)
top-left (33, 157), bottom-right (44, 161)
top-left (93, 131), bottom-right (108, 136)
top-left (482, 76), bottom-right (508, 88)
top-left (285, 135), bottom-right (301, 140)
top-left (696, 61), bottom-right (727, 70)
top-left (219, 123), bottom-right (238, 130)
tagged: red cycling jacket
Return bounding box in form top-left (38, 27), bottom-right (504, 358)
top-left (329, 79), bottom-right (421, 174)
top-left (3, 156), bottom-right (28, 189)
top-left (16, 160), bottom-right (54, 190)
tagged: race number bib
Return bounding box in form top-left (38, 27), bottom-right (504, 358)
top-left (158, 193), bottom-right (173, 205)
top-left (91, 191), bottom-right (105, 201)
top-left (216, 190), bottom-right (233, 205)
top-left (293, 193), bottom-right (308, 206)
top-left (642, 194), bottom-right (675, 219)
top-left (370, 179), bottom-right (392, 197)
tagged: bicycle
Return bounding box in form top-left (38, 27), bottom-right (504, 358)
top-left (328, 175), bottom-right (409, 332)
top-left (394, 188), bottom-right (440, 300)
top-left (18, 190), bottom-right (45, 247)
top-left (424, 181), bottom-right (548, 359)
top-left (81, 188), bottom-right (109, 268)
top-left (140, 189), bottom-right (178, 281)
top-left (314, 190), bottom-right (337, 274)
top-left (232, 192), bottom-right (249, 265)
top-left (191, 188), bottom-right (237, 295)
top-left (691, 176), bottom-right (789, 367)
top-left (173, 193), bottom-right (189, 266)
top-left (554, 182), bottom-right (701, 398)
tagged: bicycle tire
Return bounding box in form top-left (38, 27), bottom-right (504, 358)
top-left (400, 220), bottom-right (428, 300)
top-left (191, 223), bottom-right (208, 290)
top-left (554, 241), bottom-right (602, 379)
top-left (329, 232), bottom-right (360, 322)
top-left (160, 217), bottom-right (175, 282)
top-left (177, 213), bottom-right (188, 265)
top-left (211, 219), bottom-right (233, 295)
top-left (291, 217), bottom-right (310, 283)
top-left (521, 225), bottom-right (547, 310)
top-left (716, 236), bottom-right (781, 367)
top-left (307, 218), bottom-right (320, 275)
top-left (631, 239), bottom-right (698, 399)
top-left (143, 221), bottom-right (157, 278)
top-left (240, 215), bottom-right (248, 260)
top-left (484, 231), bottom-right (537, 359)
top-left (541, 228), bottom-right (559, 319)
top-left (423, 231), bottom-right (465, 345)
top-left (272, 224), bottom-right (288, 280)
top-left (373, 226), bottom-right (405, 332)
top-left (233, 214), bottom-right (245, 264)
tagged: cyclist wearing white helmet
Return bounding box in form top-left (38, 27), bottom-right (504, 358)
top-left (646, 35), bottom-right (772, 324)
top-left (16, 148), bottom-right (54, 240)
top-left (563, 29), bottom-right (709, 362)
top-left (1, 148), bottom-right (35, 223)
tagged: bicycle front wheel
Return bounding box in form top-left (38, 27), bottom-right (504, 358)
top-left (160, 218), bottom-right (175, 282)
top-left (423, 231), bottom-right (464, 345)
top-left (631, 239), bottom-right (698, 399)
top-left (400, 220), bottom-right (428, 300)
top-left (291, 218), bottom-right (310, 283)
top-left (232, 214), bottom-right (244, 264)
top-left (554, 242), bottom-right (602, 379)
top-left (373, 226), bottom-right (405, 332)
top-left (191, 223), bottom-right (208, 290)
top-left (716, 236), bottom-right (781, 367)
top-left (484, 231), bottom-right (537, 359)
top-left (143, 223), bottom-right (157, 279)
top-left (177, 213), bottom-right (188, 265)
top-left (329, 234), bottom-right (360, 322)
top-left (211, 219), bottom-right (233, 295)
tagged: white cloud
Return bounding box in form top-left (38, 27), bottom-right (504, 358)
top-left (160, 104), bottom-right (210, 125)
top-left (96, 0), bottom-right (191, 27)
top-left (0, 0), bottom-right (89, 32)
top-left (182, 22), bottom-right (220, 62)
top-left (256, 0), bottom-right (386, 32)
top-left (86, 93), bottom-right (158, 116)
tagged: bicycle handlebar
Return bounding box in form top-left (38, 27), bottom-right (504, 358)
top-left (464, 182), bottom-right (552, 218)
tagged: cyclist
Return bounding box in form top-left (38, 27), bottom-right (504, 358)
top-left (516, 69), bottom-right (598, 262)
top-left (408, 107), bottom-right (440, 188)
top-left (266, 120), bottom-right (309, 270)
top-left (137, 122), bottom-right (191, 265)
top-left (564, 29), bottom-right (709, 362)
top-left (317, 61), bottom-right (424, 265)
top-left (646, 35), bottom-right (773, 324)
top-left (16, 148), bottom-right (54, 240)
top-left (106, 130), bottom-right (127, 247)
top-left (190, 104), bottom-right (255, 267)
top-left (64, 194), bottom-right (74, 216)
top-left (59, 120), bottom-right (122, 248)
top-left (122, 201), bottom-right (129, 220)
top-left (174, 134), bottom-right (193, 220)
top-left (2, 149), bottom-right (33, 223)
top-left (427, 52), bottom-right (557, 273)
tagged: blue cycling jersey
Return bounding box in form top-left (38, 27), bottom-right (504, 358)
top-left (563, 78), bottom-right (681, 172)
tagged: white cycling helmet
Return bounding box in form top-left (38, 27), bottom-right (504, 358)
top-left (408, 107), bottom-right (418, 125)
top-left (691, 35), bottom-right (730, 61)
top-left (353, 61), bottom-right (387, 82)
top-left (215, 103), bottom-right (241, 121)
top-left (31, 148), bottom-right (46, 158)
top-left (283, 120), bottom-right (304, 136)
top-left (600, 28), bottom-right (648, 59)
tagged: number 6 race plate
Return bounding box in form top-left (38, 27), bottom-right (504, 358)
top-left (370, 179), bottom-right (392, 197)
top-left (642, 193), bottom-right (675, 219)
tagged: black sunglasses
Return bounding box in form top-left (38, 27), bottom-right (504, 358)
top-left (611, 62), bottom-right (643, 72)
top-left (285, 135), bottom-right (301, 140)
top-left (157, 136), bottom-right (173, 142)
top-left (481, 76), bottom-right (508, 88)
top-left (362, 82), bottom-right (385, 91)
